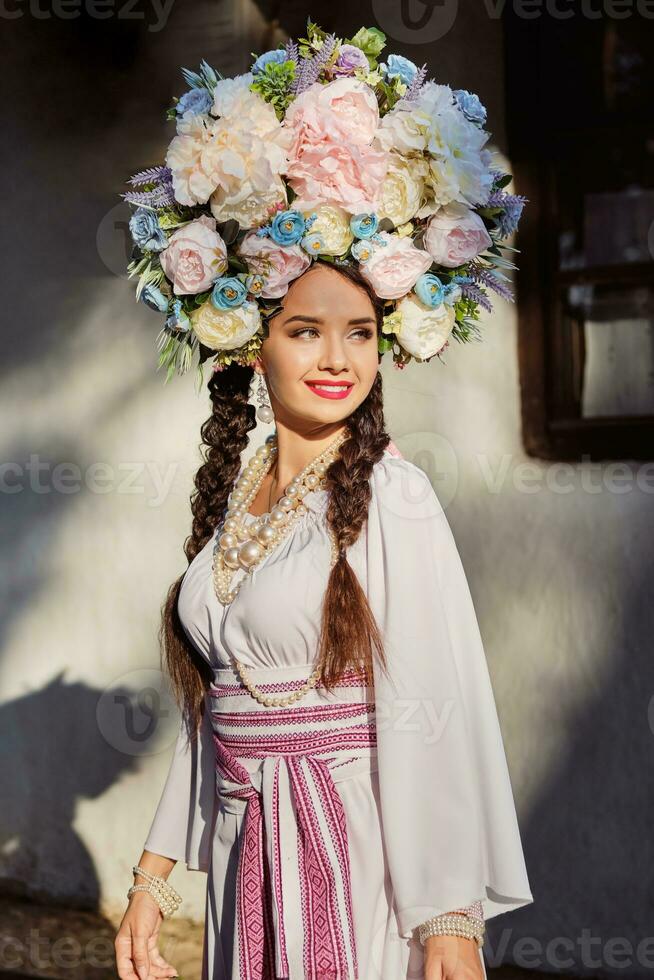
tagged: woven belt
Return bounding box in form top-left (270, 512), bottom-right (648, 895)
top-left (209, 668), bottom-right (377, 980)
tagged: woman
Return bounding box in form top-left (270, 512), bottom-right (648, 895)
top-left (114, 260), bottom-right (533, 980)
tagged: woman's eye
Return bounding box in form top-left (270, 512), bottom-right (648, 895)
top-left (292, 328), bottom-right (374, 340)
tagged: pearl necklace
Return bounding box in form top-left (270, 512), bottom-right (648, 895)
top-left (212, 429), bottom-right (347, 708)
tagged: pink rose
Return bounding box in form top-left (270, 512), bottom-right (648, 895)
top-left (424, 203), bottom-right (492, 268)
top-left (160, 215), bottom-right (228, 295)
top-left (358, 231), bottom-right (433, 300)
top-left (237, 231), bottom-right (311, 298)
top-left (282, 78), bottom-right (389, 213)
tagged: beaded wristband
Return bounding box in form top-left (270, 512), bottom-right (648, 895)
top-left (418, 912), bottom-right (486, 948)
top-left (127, 865), bottom-right (183, 918)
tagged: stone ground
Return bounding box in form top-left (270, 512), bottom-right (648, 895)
top-left (0, 897), bottom-right (565, 980)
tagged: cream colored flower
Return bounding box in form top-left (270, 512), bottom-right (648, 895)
top-left (190, 299), bottom-right (262, 351)
top-left (377, 153), bottom-right (428, 227)
top-left (393, 292), bottom-right (456, 360)
top-left (166, 90), bottom-right (291, 208)
top-left (210, 177), bottom-right (288, 229)
top-left (301, 205), bottom-right (354, 255)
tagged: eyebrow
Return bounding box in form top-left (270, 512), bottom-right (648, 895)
top-left (283, 315), bottom-right (376, 325)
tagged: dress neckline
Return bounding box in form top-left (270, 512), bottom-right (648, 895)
top-left (237, 446), bottom-right (398, 522)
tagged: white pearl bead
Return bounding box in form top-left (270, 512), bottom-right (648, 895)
top-left (278, 496), bottom-right (294, 512)
top-left (268, 507), bottom-right (288, 527)
top-left (256, 524), bottom-right (277, 546)
top-left (223, 517), bottom-right (239, 533)
top-left (238, 540), bottom-right (264, 568)
top-left (236, 524), bottom-right (252, 542)
top-left (219, 532), bottom-right (237, 550)
top-left (223, 548), bottom-right (241, 569)
top-left (285, 484), bottom-right (300, 498)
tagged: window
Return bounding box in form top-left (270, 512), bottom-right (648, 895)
top-left (504, 8), bottom-right (654, 459)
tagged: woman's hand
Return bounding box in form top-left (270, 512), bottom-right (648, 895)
top-left (115, 892), bottom-right (179, 980)
top-left (424, 934), bottom-right (484, 980)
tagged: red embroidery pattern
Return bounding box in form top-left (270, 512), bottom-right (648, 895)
top-left (210, 692), bottom-right (375, 979)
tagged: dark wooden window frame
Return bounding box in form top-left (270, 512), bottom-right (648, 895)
top-left (504, 15), bottom-right (654, 462)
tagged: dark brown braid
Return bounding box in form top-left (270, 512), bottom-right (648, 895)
top-left (159, 263), bottom-right (392, 742)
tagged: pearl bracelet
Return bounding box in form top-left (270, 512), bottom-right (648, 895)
top-left (418, 912), bottom-right (486, 948)
top-left (127, 865), bottom-right (183, 918)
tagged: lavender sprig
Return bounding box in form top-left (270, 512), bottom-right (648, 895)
top-left (402, 63), bottom-right (428, 102)
top-left (284, 38), bottom-right (299, 65)
top-left (122, 184), bottom-right (176, 208)
top-left (126, 165), bottom-right (172, 188)
top-left (460, 280), bottom-right (493, 313)
top-left (290, 32), bottom-right (337, 95)
top-left (468, 263), bottom-right (515, 303)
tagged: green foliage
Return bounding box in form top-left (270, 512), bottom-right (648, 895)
top-left (249, 60), bottom-right (297, 119)
top-left (346, 26), bottom-right (387, 61)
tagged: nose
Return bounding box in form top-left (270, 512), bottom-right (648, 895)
top-left (317, 334), bottom-right (349, 372)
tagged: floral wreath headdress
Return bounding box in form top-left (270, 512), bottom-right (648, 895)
top-left (122, 19), bottom-right (527, 391)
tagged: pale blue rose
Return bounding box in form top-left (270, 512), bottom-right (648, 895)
top-left (414, 273), bottom-right (445, 308)
top-left (301, 232), bottom-right (325, 255)
top-left (453, 89), bottom-right (487, 125)
top-left (245, 273), bottom-right (266, 296)
top-left (351, 240), bottom-right (374, 263)
top-left (269, 210), bottom-right (306, 246)
top-left (141, 284), bottom-right (170, 313)
top-left (211, 276), bottom-right (247, 309)
top-left (350, 213), bottom-right (379, 239)
top-left (252, 49), bottom-right (288, 74)
top-left (442, 282), bottom-right (463, 306)
top-left (165, 299), bottom-right (191, 332)
top-left (129, 208), bottom-right (167, 252)
top-left (176, 88), bottom-right (213, 117)
top-left (380, 54), bottom-right (418, 86)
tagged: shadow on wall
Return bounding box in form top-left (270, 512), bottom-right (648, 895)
top-left (0, 675), bottom-right (141, 908)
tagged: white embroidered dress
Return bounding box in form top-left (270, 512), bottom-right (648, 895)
top-left (143, 449), bottom-right (534, 979)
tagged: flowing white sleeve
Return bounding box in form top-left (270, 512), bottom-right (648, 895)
top-left (142, 692), bottom-right (217, 872)
top-left (364, 456), bottom-right (533, 938)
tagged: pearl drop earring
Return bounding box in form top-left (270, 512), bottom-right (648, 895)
top-left (255, 372), bottom-right (274, 424)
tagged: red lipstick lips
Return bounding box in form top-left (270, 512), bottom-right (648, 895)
top-left (304, 380), bottom-right (354, 400)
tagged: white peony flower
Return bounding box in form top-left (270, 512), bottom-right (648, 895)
top-left (166, 89), bottom-right (291, 209)
top-left (377, 152), bottom-right (428, 227)
top-left (190, 298), bottom-right (262, 351)
top-left (393, 292), bottom-right (456, 360)
top-left (210, 177), bottom-right (288, 228)
top-left (376, 80), bottom-right (493, 213)
top-left (211, 73), bottom-right (255, 117)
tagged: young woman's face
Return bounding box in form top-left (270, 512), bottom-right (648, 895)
top-left (256, 265), bottom-right (380, 428)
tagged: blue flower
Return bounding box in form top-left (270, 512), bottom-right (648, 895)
top-left (245, 274), bottom-right (266, 296)
top-left (442, 282), bottom-right (462, 306)
top-left (351, 240), bottom-right (374, 263)
top-left (301, 232), bottom-right (325, 255)
top-left (380, 54), bottom-right (418, 86)
top-left (453, 89), bottom-right (487, 125)
top-left (176, 88), bottom-right (213, 117)
top-left (129, 208), bottom-right (168, 252)
top-left (414, 274), bottom-right (445, 308)
top-left (350, 213), bottom-right (379, 240)
top-left (252, 49), bottom-right (288, 74)
top-left (269, 210), bottom-right (307, 246)
top-left (165, 299), bottom-right (191, 332)
top-left (141, 284), bottom-right (170, 313)
top-left (211, 276), bottom-right (247, 310)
